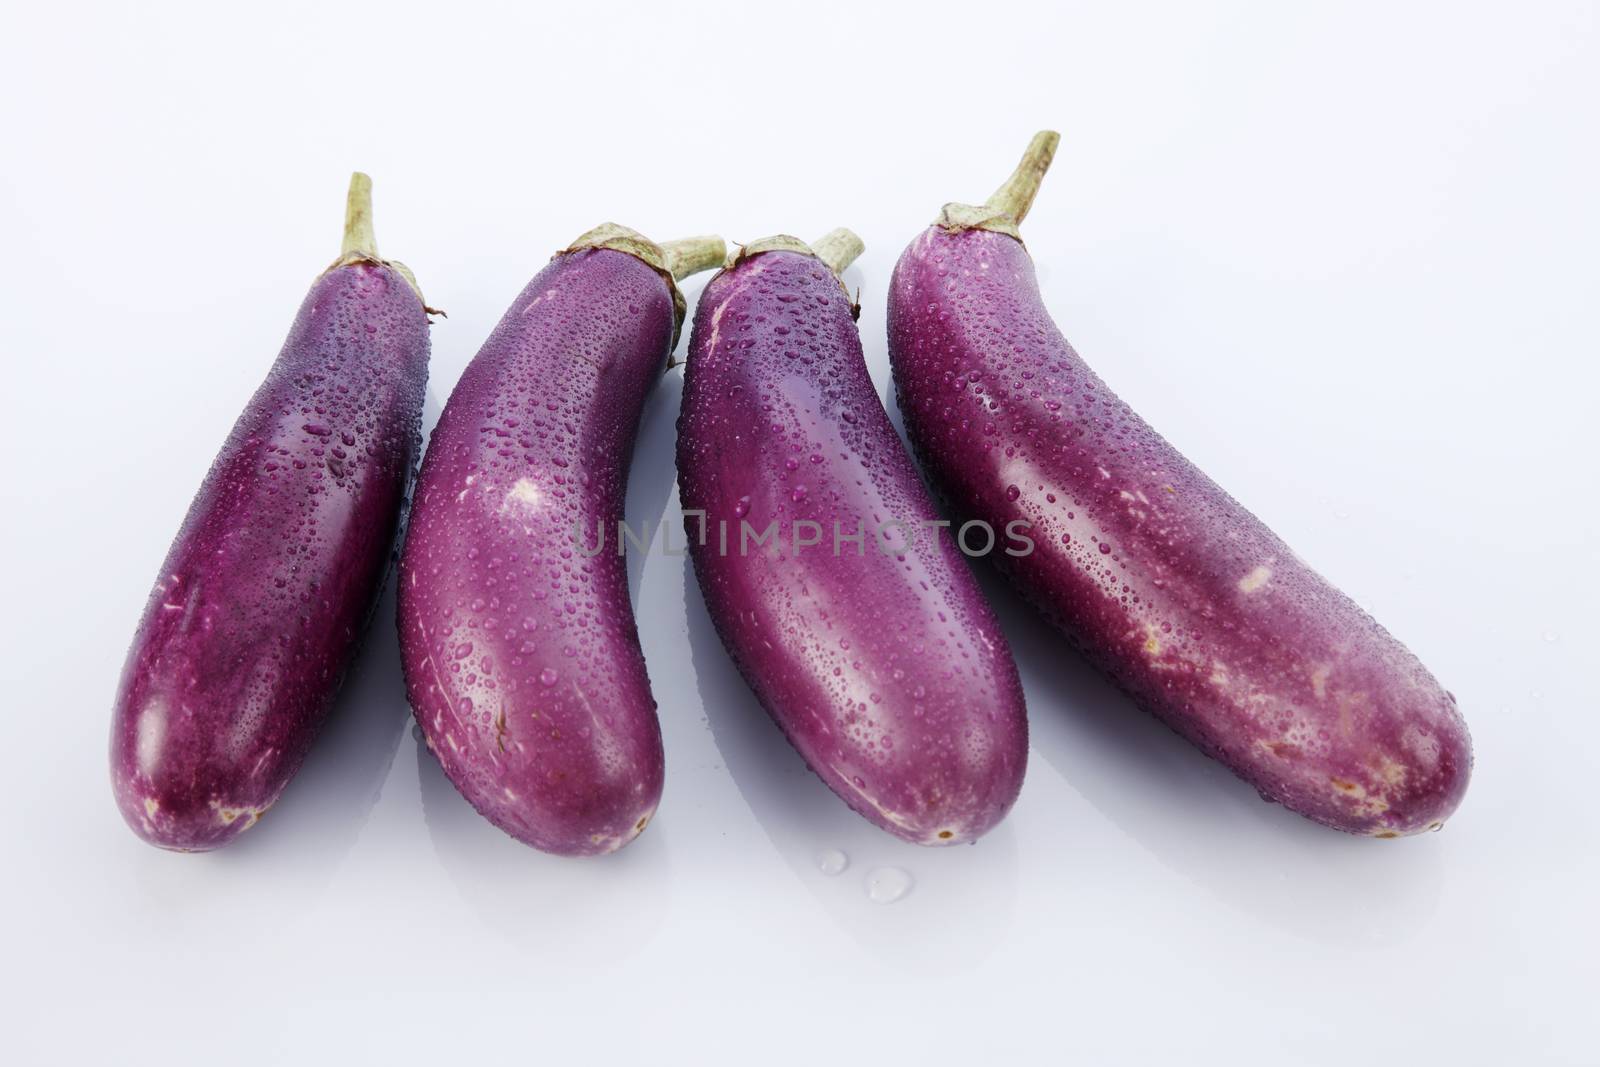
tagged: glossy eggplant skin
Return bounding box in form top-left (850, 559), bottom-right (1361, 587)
top-left (110, 260), bottom-right (429, 850)
top-left (397, 247), bottom-right (668, 856)
top-left (677, 247), bottom-right (1028, 845)
top-left (888, 225), bottom-right (1470, 836)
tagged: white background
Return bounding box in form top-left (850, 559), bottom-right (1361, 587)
top-left (2, 2), bottom-right (1596, 1063)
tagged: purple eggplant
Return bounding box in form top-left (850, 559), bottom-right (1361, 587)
top-left (677, 231), bottom-right (1029, 846)
top-left (110, 174), bottom-right (433, 850)
top-left (888, 132), bottom-right (1472, 836)
top-left (398, 225), bottom-right (724, 856)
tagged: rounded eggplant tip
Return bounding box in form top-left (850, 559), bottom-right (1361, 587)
top-left (588, 805), bottom-right (660, 857)
top-left (483, 760), bottom-right (664, 857)
top-left (875, 794), bottom-right (1013, 848)
top-left (510, 807), bottom-right (659, 858)
top-left (925, 825), bottom-right (978, 847)
top-left (1401, 772), bottom-right (1472, 838)
top-left (1316, 728), bottom-right (1472, 839)
top-left (114, 786), bottom-right (263, 852)
top-left (1400, 722), bottom-right (1474, 833)
top-left (897, 815), bottom-right (999, 848)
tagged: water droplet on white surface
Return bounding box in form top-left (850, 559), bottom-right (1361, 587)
top-left (815, 848), bottom-right (849, 876)
top-left (1541, 631), bottom-right (1560, 643)
top-left (865, 866), bottom-right (912, 905)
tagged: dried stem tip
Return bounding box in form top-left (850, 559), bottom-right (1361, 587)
top-left (812, 228), bottom-right (865, 277)
top-left (341, 172), bottom-right (378, 259)
top-left (985, 130), bottom-right (1060, 226)
top-left (661, 236), bottom-right (728, 280)
top-left (934, 130), bottom-right (1062, 240)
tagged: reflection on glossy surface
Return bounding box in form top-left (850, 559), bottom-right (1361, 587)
top-left (221, 583), bottom-right (414, 866)
top-left (405, 373), bottom-right (680, 957)
top-left (129, 579), bottom-right (415, 916)
top-left (972, 563), bottom-right (1446, 947)
top-left (686, 557), bottom-right (1021, 971)
top-left (624, 365), bottom-right (685, 610)
top-left (128, 389), bottom-right (448, 901)
top-left (12, 14), bottom-right (1598, 1061)
top-left (415, 732), bottom-right (672, 965)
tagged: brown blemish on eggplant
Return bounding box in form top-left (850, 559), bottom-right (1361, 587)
top-left (887, 134), bottom-right (1476, 839)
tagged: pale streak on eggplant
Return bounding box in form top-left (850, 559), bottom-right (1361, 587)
top-left (888, 132), bottom-right (1471, 837)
